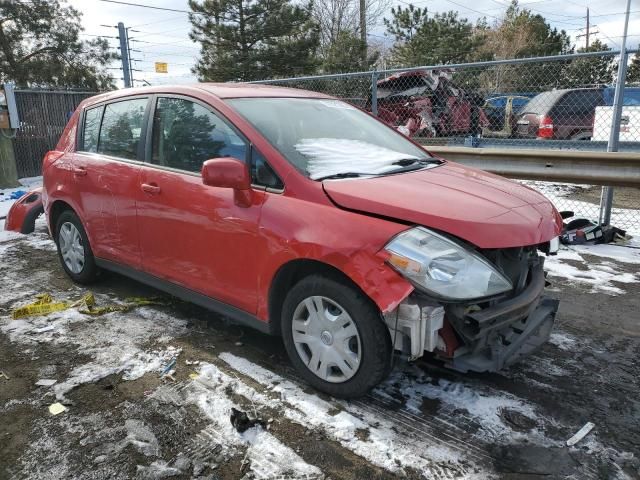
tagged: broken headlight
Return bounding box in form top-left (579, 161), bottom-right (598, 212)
top-left (384, 227), bottom-right (513, 300)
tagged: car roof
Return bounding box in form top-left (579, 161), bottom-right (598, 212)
top-left (82, 82), bottom-right (332, 106)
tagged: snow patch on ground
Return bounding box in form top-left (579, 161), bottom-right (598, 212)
top-left (1, 291), bottom-right (188, 400)
top-left (378, 366), bottom-right (549, 443)
top-left (544, 246), bottom-right (640, 294)
top-left (571, 243), bottom-right (640, 264)
top-left (188, 363), bottom-right (323, 479)
top-left (521, 180), bottom-right (640, 236)
top-left (549, 331), bottom-right (579, 351)
top-left (218, 352), bottom-right (482, 479)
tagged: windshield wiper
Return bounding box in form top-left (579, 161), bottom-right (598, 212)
top-left (385, 157), bottom-right (443, 173)
top-left (316, 172), bottom-right (367, 181)
top-left (316, 159), bottom-right (442, 181)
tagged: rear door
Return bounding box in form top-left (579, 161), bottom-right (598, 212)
top-left (550, 89), bottom-right (604, 139)
top-left (136, 95), bottom-right (267, 313)
top-left (72, 97), bottom-right (150, 268)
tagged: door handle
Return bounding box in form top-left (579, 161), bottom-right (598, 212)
top-left (141, 183), bottom-right (161, 194)
top-left (72, 166), bottom-right (87, 177)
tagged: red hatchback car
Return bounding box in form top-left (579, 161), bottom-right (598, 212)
top-left (42, 84), bottom-right (562, 397)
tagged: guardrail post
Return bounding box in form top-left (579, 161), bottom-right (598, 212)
top-left (599, 0), bottom-right (631, 226)
top-left (371, 70), bottom-right (378, 117)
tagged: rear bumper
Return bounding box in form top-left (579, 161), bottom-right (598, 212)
top-left (4, 189), bottom-right (44, 234)
top-left (446, 263), bottom-right (559, 373)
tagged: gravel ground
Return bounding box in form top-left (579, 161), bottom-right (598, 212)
top-left (1, 225), bottom-right (639, 480)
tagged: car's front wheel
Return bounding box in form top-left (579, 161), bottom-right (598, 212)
top-left (55, 210), bottom-right (99, 284)
top-left (281, 275), bottom-right (392, 398)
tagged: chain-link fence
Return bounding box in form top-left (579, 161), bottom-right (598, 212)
top-left (254, 50), bottom-right (640, 235)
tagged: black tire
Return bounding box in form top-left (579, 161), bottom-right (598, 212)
top-left (55, 210), bottom-right (99, 284)
top-left (571, 132), bottom-right (592, 141)
top-left (281, 274), bottom-right (392, 398)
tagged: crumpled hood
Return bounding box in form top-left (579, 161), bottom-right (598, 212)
top-left (322, 162), bottom-right (562, 249)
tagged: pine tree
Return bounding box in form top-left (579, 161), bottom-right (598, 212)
top-left (189, 0), bottom-right (320, 81)
top-left (0, 0), bottom-right (115, 89)
top-left (562, 40), bottom-right (615, 88)
top-left (383, 6), bottom-right (482, 67)
top-left (321, 31), bottom-right (378, 73)
top-left (626, 47), bottom-right (640, 84)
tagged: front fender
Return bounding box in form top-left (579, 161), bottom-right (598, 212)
top-left (255, 194), bottom-right (414, 321)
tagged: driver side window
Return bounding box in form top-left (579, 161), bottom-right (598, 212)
top-left (151, 97), bottom-right (247, 172)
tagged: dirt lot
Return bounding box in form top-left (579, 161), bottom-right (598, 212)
top-left (1, 228), bottom-right (639, 480)
top-left (570, 186), bottom-right (640, 211)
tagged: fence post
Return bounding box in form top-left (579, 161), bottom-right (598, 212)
top-left (599, 51), bottom-right (628, 225)
top-left (371, 70), bottom-right (378, 117)
top-left (599, 0), bottom-right (631, 226)
top-left (0, 132), bottom-right (19, 188)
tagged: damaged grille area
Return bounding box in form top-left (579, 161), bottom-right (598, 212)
top-left (385, 246), bottom-right (559, 373)
top-left (442, 248), bottom-right (559, 372)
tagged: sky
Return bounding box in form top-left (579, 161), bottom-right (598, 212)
top-left (68, 0), bottom-right (640, 88)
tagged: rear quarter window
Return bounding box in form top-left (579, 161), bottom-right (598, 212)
top-left (81, 106), bottom-right (104, 153)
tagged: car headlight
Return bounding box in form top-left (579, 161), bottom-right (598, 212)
top-left (384, 227), bottom-right (513, 300)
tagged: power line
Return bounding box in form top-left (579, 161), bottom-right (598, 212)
top-left (97, 0), bottom-right (195, 14)
top-left (129, 14), bottom-right (187, 28)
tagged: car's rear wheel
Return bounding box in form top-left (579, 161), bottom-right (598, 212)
top-left (281, 275), bottom-right (392, 398)
top-left (55, 210), bottom-right (99, 284)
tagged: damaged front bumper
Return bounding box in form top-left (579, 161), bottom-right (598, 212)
top-left (384, 258), bottom-right (559, 373)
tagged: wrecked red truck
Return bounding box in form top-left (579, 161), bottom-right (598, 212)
top-left (25, 84), bottom-right (561, 398)
top-left (374, 69), bottom-right (489, 137)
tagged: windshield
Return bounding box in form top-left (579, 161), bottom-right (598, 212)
top-left (226, 98), bottom-right (431, 180)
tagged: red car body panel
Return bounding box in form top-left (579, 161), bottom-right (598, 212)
top-left (71, 152), bottom-right (143, 269)
top-left (136, 164), bottom-right (267, 314)
top-left (323, 163), bottom-right (562, 249)
top-left (4, 188), bottom-right (44, 233)
top-left (41, 83), bottom-right (561, 330)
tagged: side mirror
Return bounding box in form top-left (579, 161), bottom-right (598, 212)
top-left (202, 157), bottom-right (250, 190)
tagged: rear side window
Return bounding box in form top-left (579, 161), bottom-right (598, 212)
top-left (81, 106), bottom-right (103, 153)
top-left (486, 97), bottom-right (506, 108)
top-left (151, 97), bottom-right (247, 173)
top-left (553, 90), bottom-right (603, 115)
top-left (520, 91), bottom-right (564, 115)
top-left (98, 98), bottom-right (148, 160)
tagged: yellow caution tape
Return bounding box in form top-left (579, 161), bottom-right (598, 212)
top-left (11, 292), bottom-right (166, 319)
top-left (11, 294), bottom-right (70, 319)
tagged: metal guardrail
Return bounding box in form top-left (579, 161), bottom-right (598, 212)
top-left (421, 145), bottom-right (640, 187)
top-left (419, 137), bottom-right (640, 153)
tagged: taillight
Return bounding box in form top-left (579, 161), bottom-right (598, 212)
top-left (538, 115), bottom-right (554, 138)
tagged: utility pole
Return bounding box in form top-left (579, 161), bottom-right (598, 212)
top-left (586, 8), bottom-right (589, 49)
top-left (360, 0), bottom-right (367, 68)
top-left (117, 22), bottom-right (132, 88)
top-left (599, 0), bottom-right (631, 226)
top-left (576, 8), bottom-right (598, 50)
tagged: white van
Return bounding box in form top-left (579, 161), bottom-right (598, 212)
top-left (592, 87), bottom-right (640, 142)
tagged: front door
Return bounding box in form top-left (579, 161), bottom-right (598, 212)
top-left (72, 97), bottom-right (149, 268)
top-left (136, 96), bottom-right (265, 314)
